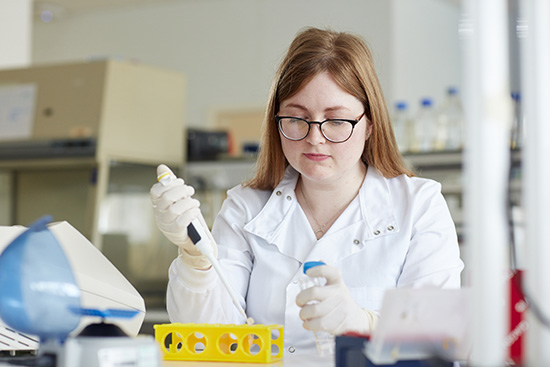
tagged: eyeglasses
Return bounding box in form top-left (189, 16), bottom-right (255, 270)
top-left (276, 112), bottom-right (365, 143)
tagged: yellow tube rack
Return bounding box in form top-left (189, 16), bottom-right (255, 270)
top-left (154, 323), bottom-right (284, 363)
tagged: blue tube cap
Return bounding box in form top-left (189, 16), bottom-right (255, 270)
top-left (303, 261), bottom-right (326, 274)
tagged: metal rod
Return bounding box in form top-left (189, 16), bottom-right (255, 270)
top-left (461, 0), bottom-right (511, 365)
top-left (521, 0), bottom-right (550, 365)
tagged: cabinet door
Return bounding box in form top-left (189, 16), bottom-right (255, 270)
top-left (15, 168), bottom-right (96, 238)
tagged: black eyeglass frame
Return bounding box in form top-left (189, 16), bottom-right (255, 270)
top-left (275, 112), bottom-right (366, 143)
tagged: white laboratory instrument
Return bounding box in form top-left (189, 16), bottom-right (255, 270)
top-left (0, 217), bottom-right (161, 367)
top-left (0, 220), bottom-right (146, 344)
top-left (365, 288), bottom-right (472, 365)
top-left (39, 316), bottom-right (160, 367)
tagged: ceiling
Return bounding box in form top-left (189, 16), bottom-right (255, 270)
top-left (33, 0), bottom-right (460, 20)
top-left (33, 0), bottom-right (179, 18)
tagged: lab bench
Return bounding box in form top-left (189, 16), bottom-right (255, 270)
top-left (160, 353), bottom-right (333, 366)
top-left (0, 356), bottom-right (332, 367)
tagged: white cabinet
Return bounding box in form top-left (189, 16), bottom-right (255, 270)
top-left (0, 60), bottom-right (185, 309)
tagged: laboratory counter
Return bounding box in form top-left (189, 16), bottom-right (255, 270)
top-left (0, 354), bottom-right (332, 367)
top-left (161, 353), bottom-right (333, 366)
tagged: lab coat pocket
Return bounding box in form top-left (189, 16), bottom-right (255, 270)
top-left (348, 286), bottom-right (386, 312)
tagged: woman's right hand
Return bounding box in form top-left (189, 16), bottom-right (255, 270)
top-left (150, 164), bottom-right (217, 269)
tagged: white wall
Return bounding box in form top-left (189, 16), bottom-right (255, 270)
top-left (391, 0), bottom-right (461, 114)
top-left (32, 0), bottom-right (460, 128)
top-left (0, 0), bottom-right (32, 69)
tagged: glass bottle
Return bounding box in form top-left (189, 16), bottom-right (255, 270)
top-left (411, 98), bottom-right (437, 153)
top-left (436, 87), bottom-right (464, 151)
top-left (392, 101), bottom-right (412, 153)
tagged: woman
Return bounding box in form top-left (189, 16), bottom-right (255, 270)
top-left (150, 27), bottom-right (464, 355)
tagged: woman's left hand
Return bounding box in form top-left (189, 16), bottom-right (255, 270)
top-left (296, 264), bottom-right (377, 335)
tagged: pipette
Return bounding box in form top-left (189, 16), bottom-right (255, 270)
top-left (157, 167), bottom-right (254, 326)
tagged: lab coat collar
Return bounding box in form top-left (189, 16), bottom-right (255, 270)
top-left (244, 165), bottom-right (399, 263)
top-left (243, 167), bottom-right (308, 261)
top-left (359, 166), bottom-right (399, 240)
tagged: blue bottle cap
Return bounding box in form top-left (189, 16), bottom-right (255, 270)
top-left (395, 101), bottom-right (408, 110)
top-left (303, 261), bottom-right (326, 274)
top-left (421, 98), bottom-right (433, 107)
top-left (448, 87), bottom-right (458, 95)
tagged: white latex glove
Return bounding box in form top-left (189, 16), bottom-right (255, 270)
top-left (296, 264), bottom-right (378, 336)
top-left (150, 164), bottom-right (217, 270)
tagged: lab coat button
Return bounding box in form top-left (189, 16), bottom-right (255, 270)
top-left (387, 225), bottom-right (395, 231)
top-left (288, 346), bottom-right (296, 353)
top-left (353, 239), bottom-right (360, 245)
top-left (276, 191), bottom-right (282, 196)
top-left (373, 230), bottom-right (381, 236)
top-left (286, 195), bottom-right (292, 201)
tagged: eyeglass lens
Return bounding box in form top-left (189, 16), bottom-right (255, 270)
top-left (279, 118), bottom-right (353, 142)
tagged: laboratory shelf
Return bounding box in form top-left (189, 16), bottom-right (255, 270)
top-left (403, 148), bottom-right (522, 171)
top-left (403, 149), bottom-right (464, 170)
top-left (0, 157), bottom-right (97, 170)
top-left (184, 149), bottom-right (523, 239)
top-left (402, 149), bottom-right (523, 241)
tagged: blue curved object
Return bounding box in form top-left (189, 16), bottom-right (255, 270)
top-left (0, 216), bottom-right (81, 341)
top-left (70, 307), bottom-right (139, 319)
top-left (303, 261), bottom-right (326, 274)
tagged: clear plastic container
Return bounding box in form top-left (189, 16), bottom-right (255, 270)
top-left (392, 101), bottom-right (413, 153)
top-left (411, 98), bottom-right (437, 153)
top-left (298, 261), bottom-right (335, 357)
top-left (435, 87), bottom-right (464, 151)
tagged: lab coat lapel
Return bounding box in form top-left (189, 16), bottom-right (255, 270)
top-left (304, 167), bottom-right (399, 263)
top-left (304, 221), bottom-right (370, 264)
top-left (244, 167), bottom-right (314, 262)
top-left (360, 167), bottom-right (399, 240)
top-left (244, 166), bottom-right (399, 263)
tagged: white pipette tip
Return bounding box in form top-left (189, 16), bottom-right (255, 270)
top-left (187, 219), bottom-right (250, 320)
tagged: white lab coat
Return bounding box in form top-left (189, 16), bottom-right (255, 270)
top-left (166, 166), bottom-right (464, 355)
